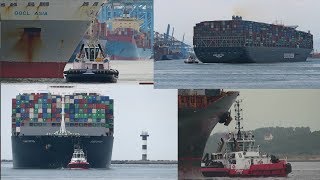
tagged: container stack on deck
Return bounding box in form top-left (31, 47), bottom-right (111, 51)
top-left (194, 16), bottom-right (313, 49)
top-left (178, 89), bottom-right (223, 109)
top-left (11, 93), bottom-right (114, 135)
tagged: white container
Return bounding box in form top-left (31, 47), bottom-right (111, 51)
top-left (65, 118), bottom-right (70, 122)
top-left (92, 109), bottom-right (96, 113)
top-left (38, 109), bottom-right (43, 113)
top-left (101, 119), bottom-right (106, 123)
top-left (16, 127), bottom-right (21, 132)
top-left (47, 109), bottom-right (51, 113)
top-left (65, 99), bottom-right (70, 103)
top-left (30, 108), bottom-right (34, 113)
top-left (38, 118), bottom-right (43, 122)
top-left (70, 99), bottom-right (74, 103)
top-left (88, 118), bottom-right (93, 123)
top-left (29, 95), bottom-right (34, 100)
top-left (16, 113), bottom-right (21, 118)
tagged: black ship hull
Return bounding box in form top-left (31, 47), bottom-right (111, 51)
top-left (178, 91), bottom-right (239, 179)
top-left (194, 47), bottom-right (312, 63)
top-left (12, 135), bottom-right (113, 169)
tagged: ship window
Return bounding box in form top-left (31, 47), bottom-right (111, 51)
top-left (39, 2), bottom-right (49, 6)
top-left (10, 2), bottom-right (17, 6)
top-left (95, 48), bottom-right (99, 58)
top-left (0, 3), bottom-right (5, 7)
top-left (238, 153), bottom-right (242, 158)
top-left (90, 48), bottom-right (95, 61)
top-left (93, 2), bottom-right (99, 6)
top-left (85, 48), bottom-right (89, 59)
top-left (99, 64), bottom-right (104, 69)
top-left (82, 2), bottom-right (89, 6)
top-left (92, 64), bottom-right (97, 70)
top-left (28, 2), bottom-right (35, 6)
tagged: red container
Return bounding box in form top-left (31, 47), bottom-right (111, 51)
top-left (52, 103), bottom-right (57, 109)
top-left (79, 104), bottom-right (84, 108)
top-left (56, 114), bottom-right (61, 118)
top-left (39, 113), bottom-right (43, 118)
top-left (47, 99), bottom-right (52, 103)
top-left (52, 118), bottom-right (56, 122)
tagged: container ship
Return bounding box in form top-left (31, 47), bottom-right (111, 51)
top-left (72, 12), bottom-right (152, 61)
top-left (0, 0), bottom-right (104, 78)
top-left (193, 16), bottom-right (313, 63)
top-left (178, 89), bottom-right (239, 179)
top-left (11, 87), bottom-right (114, 168)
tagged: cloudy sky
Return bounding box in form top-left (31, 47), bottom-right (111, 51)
top-left (213, 89), bottom-right (320, 133)
top-left (155, 0), bottom-right (320, 51)
top-left (1, 84), bottom-right (177, 160)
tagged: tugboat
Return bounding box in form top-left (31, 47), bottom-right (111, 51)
top-left (201, 100), bottom-right (292, 177)
top-left (67, 147), bottom-right (90, 169)
top-left (184, 55), bottom-right (199, 64)
top-left (63, 43), bottom-right (119, 82)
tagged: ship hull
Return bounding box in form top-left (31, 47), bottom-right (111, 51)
top-left (178, 91), bottom-right (239, 178)
top-left (0, 61), bottom-right (66, 78)
top-left (201, 161), bottom-right (291, 177)
top-left (194, 47), bottom-right (312, 63)
top-left (12, 135), bottom-right (113, 169)
top-left (106, 40), bottom-right (151, 60)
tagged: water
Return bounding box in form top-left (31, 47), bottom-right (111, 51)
top-left (1, 162), bottom-right (177, 180)
top-left (154, 59), bottom-right (320, 89)
top-left (1, 60), bottom-right (153, 84)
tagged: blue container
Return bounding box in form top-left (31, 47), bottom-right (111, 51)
top-left (75, 109), bottom-right (79, 113)
top-left (70, 104), bottom-right (75, 108)
top-left (70, 114), bottom-right (75, 119)
top-left (74, 99), bottom-right (79, 104)
top-left (16, 122), bottom-right (21, 127)
top-left (43, 108), bottom-right (47, 113)
top-left (57, 118), bottom-right (61, 122)
top-left (43, 113), bottom-right (47, 118)
top-left (65, 108), bottom-right (69, 113)
top-left (88, 109), bottom-right (92, 113)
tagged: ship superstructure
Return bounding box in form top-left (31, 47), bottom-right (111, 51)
top-left (193, 16), bottom-right (313, 63)
top-left (11, 86), bottom-right (114, 168)
top-left (0, 0), bottom-right (105, 78)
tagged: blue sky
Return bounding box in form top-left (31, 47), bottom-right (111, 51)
top-left (154, 0), bottom-right (320, 51)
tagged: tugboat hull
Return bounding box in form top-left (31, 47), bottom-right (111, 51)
top-left (64, 69), bottom-right (119, 83)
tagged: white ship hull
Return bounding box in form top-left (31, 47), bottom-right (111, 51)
top-left (0, 0), bottom-right (105, 78)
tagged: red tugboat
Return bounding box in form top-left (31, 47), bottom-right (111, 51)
top-left (201, 100), bottom-right (292, 177)
top-left (67, 147), bottom-right (90, 169)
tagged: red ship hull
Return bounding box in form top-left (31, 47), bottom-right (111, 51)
top-left (201, 161), bottom-right (290, 177)
top-left (0, 61), bottom-right (66, 78)
top-left (67, 162), bottom-right (90, 169)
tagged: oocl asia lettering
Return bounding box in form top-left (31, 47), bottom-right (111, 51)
top-left (14, 11), bottom-right (48, 16)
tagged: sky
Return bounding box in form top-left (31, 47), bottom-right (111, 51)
top-left (0, 84), bottom-right (177, 160)
top-left (154, 0), bottom-right (320, 51)
top-left (213, 89), bottom-right (320, 133)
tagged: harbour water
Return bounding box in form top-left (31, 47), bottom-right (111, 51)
top-left (154, 58), bottom-right (320, 89)
top-left (1, 60), bottom-right (153, 84)
top-left (1, 162), bottom-right (177, 180)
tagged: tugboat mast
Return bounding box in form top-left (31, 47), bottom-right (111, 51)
top-left (234, 100), bottom-right (243, 140)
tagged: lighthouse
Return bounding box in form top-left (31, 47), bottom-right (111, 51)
top-left (140, 131), bottom-right (149, 161)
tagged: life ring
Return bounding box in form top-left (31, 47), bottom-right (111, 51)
top-left (232, 165), bottom-right (235, 169)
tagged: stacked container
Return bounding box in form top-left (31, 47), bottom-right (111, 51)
top-left (194, 17), bottom-right (313, 49)
top-left (12, 93), bottom-right (114, 134)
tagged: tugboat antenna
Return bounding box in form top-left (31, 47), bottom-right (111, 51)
top-left (234, 100), bottom-right (243, 139)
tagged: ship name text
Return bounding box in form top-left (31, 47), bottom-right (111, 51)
top-left (14, 11), bottom-right (48, 16)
